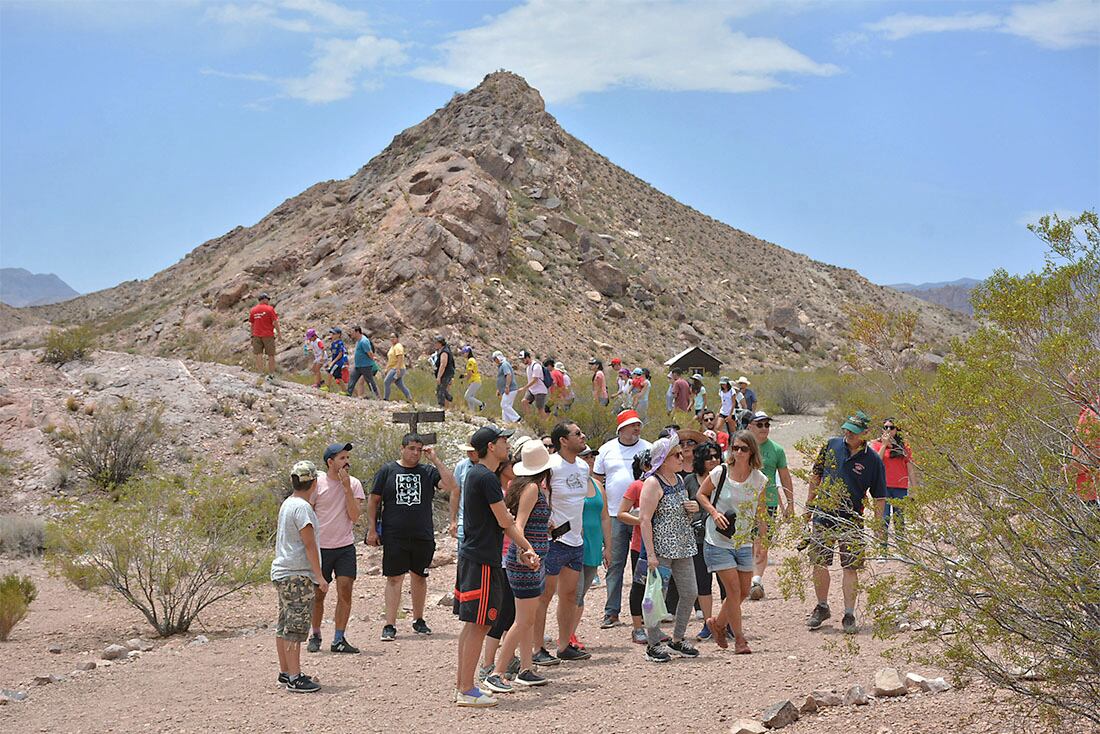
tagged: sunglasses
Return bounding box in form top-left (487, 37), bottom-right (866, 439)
top-left (883, 425), bottom-right (896, 430)
top-left (569, 430), bottom-right (584, 437)
top-left (704, 454), bottom-right (722, 461)
top-left (731, 445), bottom-right (751, 453)
top-left (752, 421), bottom-right (771, 428)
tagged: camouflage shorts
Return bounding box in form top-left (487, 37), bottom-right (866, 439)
top-left (274, 576), bottom-right (315, 642)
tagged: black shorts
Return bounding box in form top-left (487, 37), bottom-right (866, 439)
top-left (382, 536), bottom-right (435, 577)
top-left (320, 544), bottom-right (357, 582)
top-left (453, 557), bottom-right (504, 626)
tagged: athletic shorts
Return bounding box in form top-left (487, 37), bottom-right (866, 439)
top-left (525, 392), bottom-right (547, 410)
top-left (382, 536), bottom-right (435, 577)
top-left (251, 336), bottom-right (275, 356)
top-left (320, 544), bottom-right (357, 582)
top-left (453, 557), bottom-right (504, 626)
top-left (808, 522), bottom-right (865, 569)
top-left (544, 540), bottom-right (584, 576)
top-left (273, 575), bottom-right (314, 642)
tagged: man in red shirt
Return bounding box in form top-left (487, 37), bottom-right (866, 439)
top-left (249, 293), bottom-right (280, 377)
top-left (671, 368), bottom-right (692, 413)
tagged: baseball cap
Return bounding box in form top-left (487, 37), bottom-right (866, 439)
top-left (587, 357), bottom-right (599, 365)
top-left (470, 425), bottom-right (516, 452)
top-left (691, 373), bottom-right (704, 380)
top-left (323, 442), bottom-right (353, 463)
top-left (258, 292), bottom-right (270, 301)
top-left (841, 411), bottom-right (871, 434)
top-left (290, 460), bottom-right (318, 481)
top-left (329, 327), bottom-right (342, 334)
top-left (578, 445), bottom-right (599, 458)
top-left (518, 349), bottom-right (532, 359)
top-left (610, 358), bottom-right (621, 365)
top-left (458, 442), bottom-right (475, 452)
top-left (749, 411), bottom-right (770, 424)
top-left (719, 376), bottom-right (731, 385)
top-left (492, 350), bottom-right (504, 361)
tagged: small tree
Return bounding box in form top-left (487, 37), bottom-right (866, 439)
top-left (70, 403), bottom-right (161, 491)
top-left (42, 325), bottom-right (96, 365)
top-left (48, 469), bottom-right (277, 636)
top-left (865, 211), bottom-right (1100, 725)
top-left (0, 573), bottom-right (37, 641)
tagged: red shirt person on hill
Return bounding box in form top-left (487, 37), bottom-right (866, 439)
top-left (249, 293), bottom-right (280, 376)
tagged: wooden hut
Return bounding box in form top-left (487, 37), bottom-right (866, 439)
top-left (663, 346), bottom-right (722, 376)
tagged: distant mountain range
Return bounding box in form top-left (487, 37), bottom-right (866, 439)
top-left (0, 268), bottom-right (80, 307)
top-left (886, 277), bottom-right (981, 316)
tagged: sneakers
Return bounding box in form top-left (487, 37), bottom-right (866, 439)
top-left (503, 656), bottom-right (521, 681)
top-left (330, 638), bottom-right (360, 654)
top-left (556, 644), bottom-right (591, 662)
top-left (278, 672), bottom-right (316, 686)
top-left (842, 612), bottom-right (859, 634)
top-left (482, 674), bottom-right (513, 694)
top-left (306, 635), bottom-right (321, 653)
top-left (645, 644), bottom-right (672, 663)
top-left (532, 647), bottom-right (560, 666)
top-left (668, 640), bottom-right (700, 658)
top-left (412, 618), bottom-right (432, 635)
top-left (807, 603), bottom-right (831, 630)
top-left (455, 689), bottom-right (498, 708)
top-left (380, 624), bottom-right (397, 642)
top-left (513, 669), bottom-right (548, 687)
top-left (477, 664), bottom-right (493, 682)
top-left (749, 580), bottom-right (765, 601)
top-left (631, 628), bottom-right (648, 645)
top-left (285, 673), bottom-right (321, 693)
top-left (599, 613), bottom-right (619, 629)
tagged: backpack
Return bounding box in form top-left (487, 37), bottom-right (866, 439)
top-left (542, 362), bottom-right (555, 390)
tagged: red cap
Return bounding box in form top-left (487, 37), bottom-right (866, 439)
top-left (616, 409), bottom-right (642, 430)
top-left (610, 358), bottom-right (622, 365)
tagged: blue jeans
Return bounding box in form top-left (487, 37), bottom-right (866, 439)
top-left (383, 368), bottom-right (412, 401)
top-left (346, 365), bottom-right (379, 397)
top-left (603, 517), bottom-right (635, 617)
top-left (883, 487), bottom-right (908, 546)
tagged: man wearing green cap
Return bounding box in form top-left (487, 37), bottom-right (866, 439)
top-left (803, 410), bottom-right (885, 634)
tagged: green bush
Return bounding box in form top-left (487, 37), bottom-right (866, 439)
top-left (0, 573), bottom-right (37, 641)
top-left (42, 326), bottom-right (96, 365)
top-left (70, 403), bottom-right (162, 491)
top-left (48, 469), bottom-right (277, 636)
top-left (0, 514), bottom-right (46, 556)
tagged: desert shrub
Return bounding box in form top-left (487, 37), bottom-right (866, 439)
top-left (0, 514), bottom-right (46, 556)
top-left (42, 325), bottom-right (96, 365)
top-left (0, 573), bottom-right (37, 641)
top-left (567, 399), bottom-right (620, 447)
top-left (759, 371), bottom-right (816, 415)
top-left (864, 211), bottom-right (1100, 726)
top-left (48, 469), bottom-right (276, 636)
top-left (65, 396), bottom-right (80, 412)
top-left (70, 403), bottom-right (162, 491)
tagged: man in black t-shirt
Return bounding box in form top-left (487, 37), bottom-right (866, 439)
top-left (452, 425), bottom-right (541, 708)
top-left (367, 432), bottom-right (458, 642)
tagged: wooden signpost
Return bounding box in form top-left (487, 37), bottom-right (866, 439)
top-left (392, 410), bottom-right (445, 445)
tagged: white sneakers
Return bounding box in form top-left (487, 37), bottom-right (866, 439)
top-left (455, 688), bottom-right (498, 708)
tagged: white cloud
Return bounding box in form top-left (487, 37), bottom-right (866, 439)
top-left (411, 0), bottom-right (840, 102)
top-left (865, 12), bottom-right (1001, 41)
top-left (865, 0), bottom-right (1099, 49)
top-left (283, 35), bottom-right (407, 103)
top-left (204, 0), bottom-right (371, 33)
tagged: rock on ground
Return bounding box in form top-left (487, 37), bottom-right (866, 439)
top-left (844, 685), bottom-right (870, 706)
top-left (873, 667), bottom-right (908, 697)
top-left (730, 720), bottom-right (767, 734)
top-left (101, 644), bottom-right (128, 660)
top-left (761, 699), bottom-right (799, 729)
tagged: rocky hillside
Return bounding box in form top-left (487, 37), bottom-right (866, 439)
top-left (888, 278), bottom-right (980, 316)
top-left (0, 268), bottom-right (79, 308)
top-left (4, 72), bottom-right (971, 371)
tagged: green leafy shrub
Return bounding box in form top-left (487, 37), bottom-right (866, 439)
top-left (70, 403), bottom-right (162, 490)
top-left (48, 469), bottom-right (277, 636)
top-left (0, 514), bottom-right (46, 556)
top-left (42, 326), bottom-right (96, 365)
top-left (0, 573), bottom-right (37, 641)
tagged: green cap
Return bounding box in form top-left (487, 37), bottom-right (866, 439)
top-left (841, 410), bottom-right (871, 434)
top-left (290, 460), bottom-right (319, 481)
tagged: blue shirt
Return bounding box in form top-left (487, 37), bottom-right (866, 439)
top-left (496, 359), bottom-right (516, 393)
top-left (329, 339), bottom-right (348, 368)
top-left (353, 336), bottom-right (377, 370)
top-left (743, 388), bottom-right (757, 412)
top-left (810, 437), bottom-right (886, 524)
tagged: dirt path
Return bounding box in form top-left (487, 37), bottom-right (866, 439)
top-left (0, 415), bottom-right (1033, 733)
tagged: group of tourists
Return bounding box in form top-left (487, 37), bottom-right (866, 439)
top-left (269, 397), bottom-right (917, 705)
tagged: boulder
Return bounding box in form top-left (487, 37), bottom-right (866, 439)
top-left (730, 720), bottom-right (767, 734)
top-left (582, 259), bottom-right (627, 297)
top-left (545, 214), bottom-right (578, 239)
top-left (678, 323), bottom-right (702, 345)
top-left (798, 694), bottom-right (818, 714)
top-left (76, 661), bottom-right (96, 672)
top-left (761, 699), bottom-right (799, 729)
top-left (918, 352), bottom-right (945, 372)
top-left (0, 689), bottom-right (28, 703)
top-left (585, 291), bottom-right (603, 303)
top-left (33, 675), bottom-right (63, 686)
top-left (925, 677), bottom-right (951, 693)
top-left (102, 644), bottom-right (128, 660)
top-left (904, 672), bottom-right (927, 691)
top-left (766, 305), bottom-right (815, 348)
top-left (125, 638), bottom-right (154, 652)
top-left (48, 644), bottom-right (61, 654)
top-left (873, 668), bottom-right (908, 697)
top-left (606, 302), bottom-right (626, 319)
top-left (213, 277), bottom-right (252, 310)
top-left (843, 685), bottom-right (870, 706)
top-left (527, 260), bottom-right (544, 273)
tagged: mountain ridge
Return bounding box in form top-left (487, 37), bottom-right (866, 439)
top-left (0, 268), bottom-right (80, 308)
top-left (3, 71), bottom-right (971, 370)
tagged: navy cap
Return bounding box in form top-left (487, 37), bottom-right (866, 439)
top-left (470, 426), bottom-right (515, 452)
top-left (323, 442), bottom-right (353, 464)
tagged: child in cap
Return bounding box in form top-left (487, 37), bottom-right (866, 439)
top-left (272, 460), bottom-right (327, 693)
top-left (304, 329), bottom-right (325, 388)
top-left (324, 328), bottom-right (348, 392)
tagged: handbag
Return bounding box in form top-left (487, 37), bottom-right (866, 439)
top-left (641, 566), bottom-right (669, 629)
top-left (712, 464), bottom-right (738, 539)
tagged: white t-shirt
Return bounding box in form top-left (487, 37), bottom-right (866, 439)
top-left (271, 496), bottom-right (320, 582)
top-left (719, 389), bottom-right (734, 416)
top-left (527, 362), bottom-right (548, 395)
top-left (704, 466), bottom-right (766, 549)
top-left (594, 437), bottom-right (653, 517)
top-left (547, 454), bottom-right (589, 547)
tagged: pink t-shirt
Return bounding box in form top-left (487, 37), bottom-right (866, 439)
top-left (310, 474), bottom-right (366, 549)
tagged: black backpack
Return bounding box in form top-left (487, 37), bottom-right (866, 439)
top-left (542, 360), bottom-right (555, 389)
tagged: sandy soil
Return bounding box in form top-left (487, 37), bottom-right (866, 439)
top-left (0, 415), bottom-right (1061, 734)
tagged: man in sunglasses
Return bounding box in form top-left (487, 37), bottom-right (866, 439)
top-left (746, 411), bottom-right (793, 601)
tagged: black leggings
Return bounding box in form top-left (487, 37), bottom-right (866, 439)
top-left (628, 549), bottom-right (644, 617)
top-left (488, 571), bottom-right (515, 640)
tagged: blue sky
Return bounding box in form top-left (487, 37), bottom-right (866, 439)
top-left (1, 0), bottom-right (1097, 295)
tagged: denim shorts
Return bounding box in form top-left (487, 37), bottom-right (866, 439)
top-left (544, 540), bottom-right (584, 576)
top-left (703, 542), bottom-right (753, 573)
